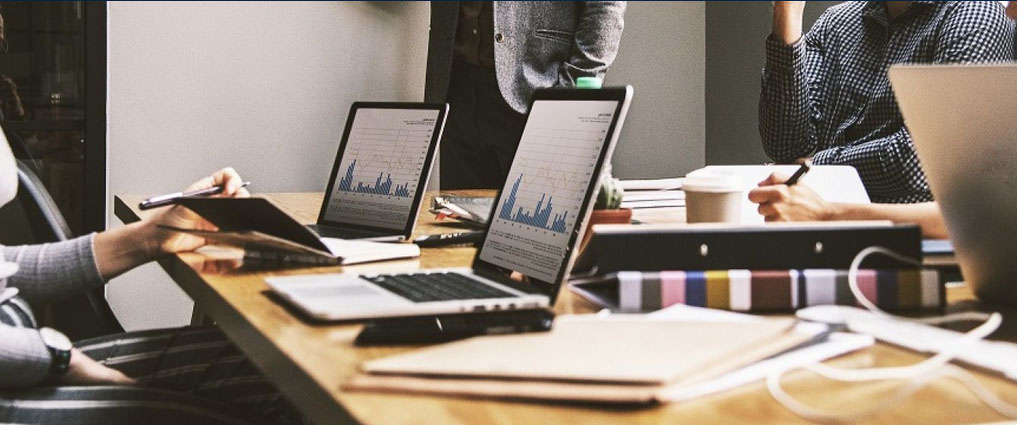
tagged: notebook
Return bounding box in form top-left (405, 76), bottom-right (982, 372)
top-left (346, 316), bottom-right (808, 404)
top-left (168, 197), bottom-right (419, 265)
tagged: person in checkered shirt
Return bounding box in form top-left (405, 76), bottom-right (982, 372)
top-left (749, 1), bottom-right (1015, 239)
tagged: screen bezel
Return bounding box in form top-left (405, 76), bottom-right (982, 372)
top-left (469, 87), bottom-right (633, 303)
top-left (316, 102), bottom-right (449, 236)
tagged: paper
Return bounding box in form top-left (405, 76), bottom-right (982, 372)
top-left (618, 178), bottom-right (684, 191)
top-left (623, 190), bottom-right (685, 202)
top-left (659, 332), bottom-right (875, 402)
top-left (319, 237), bottom-right (420, 265)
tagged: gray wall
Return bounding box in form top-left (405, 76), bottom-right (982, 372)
top-left (704, 1), bottom-right (839, 165)
top-left (608, 1), bottom-right (705, 178)
top-left (106, 1), bottom-right (430, 330)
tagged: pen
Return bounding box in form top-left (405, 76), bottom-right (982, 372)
top-left (139, 181), bottom-right (251, 210)
top-left (784, 160), bottom-right (812, 186)
top-left (413, 231), bottom-right (484, 247)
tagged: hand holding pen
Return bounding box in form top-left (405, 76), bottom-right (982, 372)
top-left (143, 167), bottom-right (252, 255)
top-left (140, 181), bottom-right (251, 210)
top-left (746, 160), bottom-right (831, 222)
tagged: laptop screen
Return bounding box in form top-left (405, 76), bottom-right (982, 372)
top-left (320, 105), bottom-right (444, 231)
top-left (478, 97), bottom-right (624, 284)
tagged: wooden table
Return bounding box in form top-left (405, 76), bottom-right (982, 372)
top-left (114, 192), bottom-right (1017, 425)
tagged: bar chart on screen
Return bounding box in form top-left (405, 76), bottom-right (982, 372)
top-left (481, 99), bottom-right (619, 282)
top-left (324, 108), bottom-right (439, 229)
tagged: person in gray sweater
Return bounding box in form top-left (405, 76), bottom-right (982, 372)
top-left (0, 138), bottom-right (300, 424)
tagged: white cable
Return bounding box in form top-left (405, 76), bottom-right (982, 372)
top-left (766, 245), bottom-right (1017, 422)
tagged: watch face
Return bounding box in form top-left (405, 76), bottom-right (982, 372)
top-left (39, 327), bottom-right (73, 351)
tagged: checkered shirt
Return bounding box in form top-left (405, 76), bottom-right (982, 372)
top-left (759, 1), bottom-right (1015, 203)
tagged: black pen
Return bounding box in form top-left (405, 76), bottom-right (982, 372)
top-left (784, 160), bottom-right (812, 186)
top-left (413, 231), bottom-right (484, 247)
top-left (139, 181), bottom-right (251, 210)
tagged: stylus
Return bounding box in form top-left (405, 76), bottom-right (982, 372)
top-left (139, 182), bottom-right (251, 210)
top-left (413, 231), bottom-right (484, 247)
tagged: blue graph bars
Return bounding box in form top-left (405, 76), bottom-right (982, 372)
top-left (337, 160), bottom-right (412, 198)
top-left (498, 175), bottom-right (569, 233)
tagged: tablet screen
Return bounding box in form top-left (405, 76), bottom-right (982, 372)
top-left (478, 100), bottom-right (619, 283)
top-left (322, 108), bottom-right (440, 230)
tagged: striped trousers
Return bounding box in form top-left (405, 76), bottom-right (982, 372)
top-left (0, 327), bottom-right (304, 425)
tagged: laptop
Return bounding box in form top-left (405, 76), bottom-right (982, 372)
top-left (307, 102), bottom-right (449, 242)
top-left (266, 86), bottom-right (634, 320)
top-left (888, 64), bottom-right (1017, 306)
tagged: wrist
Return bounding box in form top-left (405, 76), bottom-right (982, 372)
top-left (136, 220), bottom-right (169, 259)
top-left (772, 7), bottom-right (804, 45)
top-left (825, 202), bottom-right (849, 221)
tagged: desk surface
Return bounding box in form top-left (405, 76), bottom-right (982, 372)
top-left (114, 192), bottom-right (1017, 425)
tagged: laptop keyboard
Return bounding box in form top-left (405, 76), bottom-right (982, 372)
top-left (307, 225), bottom-right (385, 240)
top-left (361, 272), bottom-right (517, 303)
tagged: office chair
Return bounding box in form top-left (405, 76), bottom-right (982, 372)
top-left (14, 158), bottom-right (125, 338)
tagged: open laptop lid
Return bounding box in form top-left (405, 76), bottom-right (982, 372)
top-left (316, 102), bottom-right (449, 237)
top-left (469, 86), bottom-right (634, 303)
top-left (888, 64), bottom-right (1017, 305)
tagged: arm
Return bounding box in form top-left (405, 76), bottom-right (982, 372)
top-left (0, 324), bottom-right (133, 388)
top-left (748, 173), bottom-right (948, 239)
top-left (4, 168), bottom-right (249, 304)
top-left (934, 1), bottom-right (1014, 64)
top-left (810, 127), bottom-right (927, 202)
top-left (758, 2), bottom-right (830, 163)
top-left (557, 1), bottom-right (626, 85)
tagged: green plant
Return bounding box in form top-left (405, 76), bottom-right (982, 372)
top-left (594, 175), bottom-right (624, 209)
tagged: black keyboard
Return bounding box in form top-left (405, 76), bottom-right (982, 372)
top-left (307, 224), bottom-right (387, 240)
top-left (361, 272), bottom-right (517, 303)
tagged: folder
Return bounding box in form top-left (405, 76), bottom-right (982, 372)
top-left (345, 317), bottom-right (809, 404)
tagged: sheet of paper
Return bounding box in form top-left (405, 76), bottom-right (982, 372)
top-left (618, 178), bottom-right (684, 191)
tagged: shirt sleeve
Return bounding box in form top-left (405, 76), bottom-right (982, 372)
top-left (758, 11), bottom-right (831, 164)
top-left (2, 234), bottom-right (105, 306)
top-left (0, 325), bottom-right (51, 388)
top-left (934, 1), bottom-right (1015, 64)
top-left (811, 127), bottom-right (930, 203)
top-left (559, 1), bottom-right (627, 86)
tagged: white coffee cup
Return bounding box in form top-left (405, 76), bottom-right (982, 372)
top-left (683, 171), bottom-right (744, 224)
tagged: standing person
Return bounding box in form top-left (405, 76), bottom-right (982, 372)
top-left (759, 1), bottom-right (1014, 204)
top-left (426, 1), bottom-right (626, 189)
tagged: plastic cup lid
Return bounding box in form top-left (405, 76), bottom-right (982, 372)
top-left (682, 170), bottom-right (742, 193)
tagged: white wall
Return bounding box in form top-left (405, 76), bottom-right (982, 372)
top-left (106, 1), bottom-right (429, 330)
top-left (105, 1), bottom-right (706, 330)
top-left (607, 1), bottom-right (706, 178)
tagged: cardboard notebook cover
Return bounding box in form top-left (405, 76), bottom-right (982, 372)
top-left (345, 317), bottom-right (808, 404)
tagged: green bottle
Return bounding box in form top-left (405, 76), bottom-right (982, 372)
top-left (575, 76), bottom-right (603, 89)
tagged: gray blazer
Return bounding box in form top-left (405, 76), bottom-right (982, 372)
top-left (426, 1), bottom-right (627, 113)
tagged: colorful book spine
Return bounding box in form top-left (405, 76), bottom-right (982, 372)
top-left (616, 269), bottom-right (942, 313)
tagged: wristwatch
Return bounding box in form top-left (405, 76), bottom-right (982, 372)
top-left (39, 327), bottom-right (72, 376)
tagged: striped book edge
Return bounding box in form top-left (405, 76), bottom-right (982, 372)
top-left (615, 269), bottom-right (941, 313)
